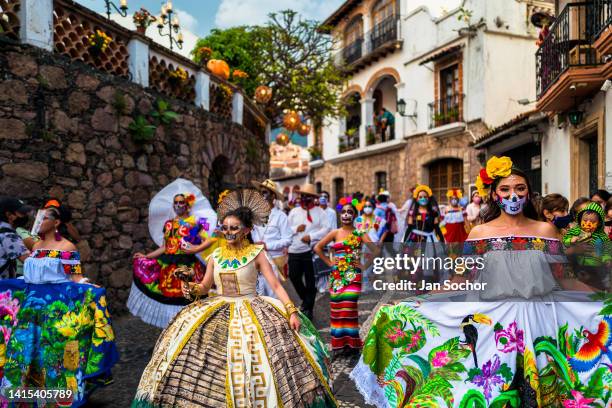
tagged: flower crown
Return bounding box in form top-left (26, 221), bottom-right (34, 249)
top-left (446, 188), bottom-right (463, 199)
top-left (413, 184), bottom-right (433, 199)
top-left (336, 196), bottom-right (364, 212)
top-left (183, 193), bottom-right (196, 207)
top-left (475, 156), bottom-right (513, 198)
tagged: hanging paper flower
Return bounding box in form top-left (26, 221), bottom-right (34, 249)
top-left (283, 110), bottom-right (301, 131)
top-left (275, 132), bottom-right (290, 146)
top-left (254, 85), bottom-right (272, 104)
top-left (232, 69), bottom-right (249, 79)
top-left (206, 59), bottom-right (230, 80)
top-left (297, 122), bottom-right (311, 136)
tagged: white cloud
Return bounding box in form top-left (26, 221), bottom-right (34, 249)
top-left (111, 11), bottom-right (199, 59)
top-left (214, 0), bottom-right (345, 28)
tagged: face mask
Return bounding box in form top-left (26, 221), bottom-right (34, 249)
top-left (417, 198), bottom-right (428, 206)
top-left (498, 193), bottom-right (526, 215)
top-left (473, 197), bottom-right (481, 204)
top-left (301, 197), bottom-right (314, 209)
top-left (581, 219), bottom-right (598, 233)
top-left (319, 196), bottom-right (328, 206)
top-left (552, 214), bottom-right (573, 229)
top-left (605, 220), bottom-right (612, 227)
top-left (450, 198), bottom-right (458, 206)
top-left (363, 206), bottom-right (373, 215)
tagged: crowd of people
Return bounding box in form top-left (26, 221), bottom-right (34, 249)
top-left (0, 155), bottom-right (610, 406)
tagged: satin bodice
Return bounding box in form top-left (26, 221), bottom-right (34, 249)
top-left (210, 244), bottom-right (264, 296)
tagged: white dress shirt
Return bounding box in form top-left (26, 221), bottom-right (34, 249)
top-left (287, 206), bottom-right (330, 254)
top-left (251, 207), bottom-right (292, 258)
top-left (322, 206), bottom-right (338, 229)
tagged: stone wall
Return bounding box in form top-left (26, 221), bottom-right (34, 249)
top-left (0, 43), bottom-right (269, 313)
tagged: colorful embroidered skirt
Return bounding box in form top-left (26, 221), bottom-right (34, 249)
top-left (128, 254), bottom-right (205, 328)
top-left (0, 279), bottom-right (119, 407)
top-left (132, 295), bottom-right (336, 407)
top-left (330, 273), bottom-right (362, 351)
top-left (350, 291), bottom-right (612, 407)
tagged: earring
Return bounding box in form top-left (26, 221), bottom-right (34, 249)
top-left (55, 229), bottom-right (61, 241)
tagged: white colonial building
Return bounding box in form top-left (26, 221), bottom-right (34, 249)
top-left (311, 0), bottom-right (553, 204)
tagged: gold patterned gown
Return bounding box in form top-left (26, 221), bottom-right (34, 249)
top-left (132, 243), bottom-right (336, 408)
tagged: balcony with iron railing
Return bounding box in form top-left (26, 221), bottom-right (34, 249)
top-left (428, 94), bottom-right (464, 129)
top-left (535, 2), bottom-right (609, 111)
top-left (338, 129), bottom-right (360, 153)
top-left (334, 16), bottom-right (401, 72)
top-left (592, 0), bottom-right (612, 55)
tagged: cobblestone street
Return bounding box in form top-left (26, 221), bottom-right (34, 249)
top-left (88, 283), bottom-right (410, 407)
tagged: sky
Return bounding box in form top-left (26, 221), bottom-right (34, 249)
top-left (76, 0), bottom-right (461, 58)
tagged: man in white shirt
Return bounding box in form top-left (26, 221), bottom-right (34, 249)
top-left (319, 191), bottom-right (338, 229)
top-left (287, 183), bottom-right (330, 320)
top-left (251, 179), bottom-right (292, 298)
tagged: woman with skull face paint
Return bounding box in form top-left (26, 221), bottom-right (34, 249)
top-left (131, 192), bottom-right (215, 328)
top-left (351, 156), bottom-right (610, 407)
top-left (133, 189), bottom-right (336, 407)
top-left (314, 202), bottom-right (378, 358)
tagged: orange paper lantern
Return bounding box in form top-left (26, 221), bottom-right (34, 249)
top-left (283, 110), bottom-right (301, 131)
top-left (254, 85), bottom-right (272, 104)
top-left (297, 122), bottom-right (311, 136)
top-left (275, 133), bottom-right (290, 146)
top-left (206, 59), bottom-right (230, 80)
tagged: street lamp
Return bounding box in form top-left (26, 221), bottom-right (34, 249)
top-left (157, 1), bottom-right (183, 51)
top-left (397, 98), bottom-right (417, 118)
top-left (104, 0), bottom-right (128, 20)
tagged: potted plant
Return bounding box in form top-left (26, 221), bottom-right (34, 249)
top-left (88, 30), bottom-right (112, 58)
top-left (194, 46), bottom-right (212, 66)
top-left (308, 146), bottom-right (322, 161)
top-left (168, 67), bottom-right (188, 89)
top-left (133, 8), bottom-right (155, 35)
top-left (366, 126), bottom-right (376, 145)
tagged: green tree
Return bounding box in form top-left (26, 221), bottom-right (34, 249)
top-left (191, 26), bottom-right (261, 96)
top-left (191, 10), bottom-right (348, 130)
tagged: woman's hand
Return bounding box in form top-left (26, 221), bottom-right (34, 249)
top-left (289, 312), bottom-right (301, 331)
top-left (182, 282), bottom-right (200, 299)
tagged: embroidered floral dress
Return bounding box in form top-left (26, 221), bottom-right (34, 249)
top-left (132, 242), bottom-right (336, 408)
top-left (128, 215), bottom-right (214, 328)
top-left (0, 249), bottom-right (118, 407)
top-left (330, 231), bottom-right (364, 351)
top-left (351, 236), bottom-right (612, 407)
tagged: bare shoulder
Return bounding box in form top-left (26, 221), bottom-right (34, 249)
top-left (62, 239), bottom-right (78, 252)
top-left (466, 224), bottom-right (490, 240)
top-left (531, 220), bottom-right (560, 239)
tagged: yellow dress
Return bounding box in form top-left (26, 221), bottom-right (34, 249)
top-left (133, 243), bottom-right (336, 408)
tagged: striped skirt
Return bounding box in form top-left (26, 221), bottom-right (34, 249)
top-left (329, 272), bottom-right (362, 350)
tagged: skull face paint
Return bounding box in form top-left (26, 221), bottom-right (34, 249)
top-left (173, 195), bottom-right (188, 216)
top-left (221, 222), bottom-right (243, 242)
top-left (340, 205), bottom-right (356, 225)
top-left (498, 193), bottom-right (527, 215)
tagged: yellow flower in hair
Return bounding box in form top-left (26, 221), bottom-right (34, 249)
top-left (413, 184), bottom-right (433, 199)
top-left (486, 156), bottom-right (513, 179)
top-left (475, 175), bottom-right (489, 198)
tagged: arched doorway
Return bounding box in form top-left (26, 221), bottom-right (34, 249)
top-left (341, 92), bottom-right (361, 152)
top-left (427, 158), bottom-right (463, 202)
top-left (208, 155), bottom-right (235, 208)
top-left (371, 75), bottom-right (397, 142)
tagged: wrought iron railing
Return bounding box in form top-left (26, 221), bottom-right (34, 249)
top-left (338, 130), bottom-right (360, 153)
top-left (428, 94), bottom-right (464, 129)
top-left (593, 0), bottom-right (612, 40)
top-left (536, 2), bottom-right (603, 98)
top-left (366, 16), bottom-right (400, 53)
top-left (342, 38), bottom-right (363, 64)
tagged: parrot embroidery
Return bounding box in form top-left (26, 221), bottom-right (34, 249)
top-left (569, 316), bottom-right (612, 373)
